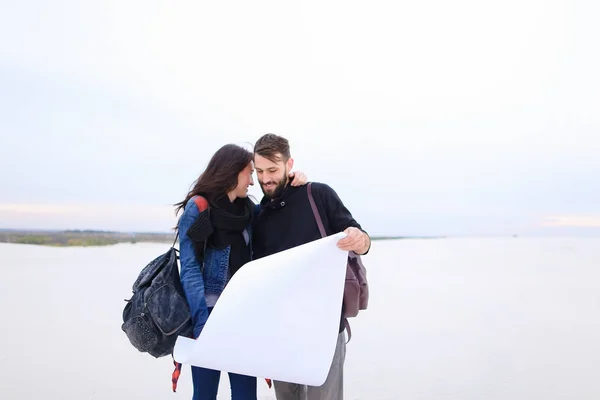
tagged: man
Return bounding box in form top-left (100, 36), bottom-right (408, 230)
top-left (252, 133), bottom-right (370, 400)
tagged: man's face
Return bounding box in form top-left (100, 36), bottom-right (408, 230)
top-left (254, 153), bottom-right (293, 198)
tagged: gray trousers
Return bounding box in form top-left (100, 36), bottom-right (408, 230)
top-left (273, 331), bottom-right (346, 400)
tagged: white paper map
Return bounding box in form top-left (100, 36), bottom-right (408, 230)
top-left (173, 232), bottom-right (348, 386)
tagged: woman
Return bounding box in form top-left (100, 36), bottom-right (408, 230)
top-left (173, 143), bottom-right (306, 400)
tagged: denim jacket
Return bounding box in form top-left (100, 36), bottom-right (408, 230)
top-left (178, 196), bottom-right (256, 338)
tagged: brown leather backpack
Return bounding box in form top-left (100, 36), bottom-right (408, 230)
top-left (307, 183), bottom-right (369, 340)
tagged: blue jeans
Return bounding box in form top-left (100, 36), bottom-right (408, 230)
top-left (191, 307), bottom-right (257, 400)
top-left (191, 367), bottom-right (257, 400)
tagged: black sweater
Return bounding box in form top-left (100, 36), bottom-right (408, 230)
top-left (252, 182), bottom-right (368, 333)
top-left (253, 182), bottom-right (365, 259)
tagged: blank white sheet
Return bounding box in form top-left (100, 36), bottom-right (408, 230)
top-left (173, 232), bottom-right (348, 386)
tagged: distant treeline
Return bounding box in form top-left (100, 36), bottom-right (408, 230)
top-left (371, 236), bottom-right (444, 240)
top-left (0, 230), bottom-right (175, 247)
top-left (0, 230), bottom-right (443, 247)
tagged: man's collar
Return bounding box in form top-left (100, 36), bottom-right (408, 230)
top-left (259, 183), bottom-right (296, 210)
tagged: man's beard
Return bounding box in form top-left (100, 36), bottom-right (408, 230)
top-left (260, 172), bottom-right (288, 199)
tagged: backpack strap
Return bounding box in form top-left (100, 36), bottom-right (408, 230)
top-left (171, 358), bottom-right (183, 392)
top-left (307, 183), bottom-right (326, 238)
top-left (344, 318), bottom-right (351, 343)
top-left (308, 183), bottom-right (353, 344)
top-left (192, 196), bottom-right (210, 273)
top-left (171, 232), bottom-right (179, 249)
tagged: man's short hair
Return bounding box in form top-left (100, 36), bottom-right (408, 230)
top-left (254, 133), bottom-right (291, 163)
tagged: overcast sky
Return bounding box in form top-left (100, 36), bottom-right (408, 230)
top-left (1, 0), bottom-right (599, 236)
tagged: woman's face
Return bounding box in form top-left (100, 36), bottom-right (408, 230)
top-left (233, 162), bottom-right (255, 199)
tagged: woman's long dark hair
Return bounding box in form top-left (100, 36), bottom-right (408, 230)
top-left (174, 144), bottom-right (253, 218)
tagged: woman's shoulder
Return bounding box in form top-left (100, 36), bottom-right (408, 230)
top-left (178, 196), bottom-right (210, 227)
top-left (184, 195), bottom-right (209, 213)
top-left (191, 195), bottom-right (209, 211)
top-left (180, 195), bottom-right (214, 239)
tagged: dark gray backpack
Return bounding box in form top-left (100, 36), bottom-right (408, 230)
top-left (121, 245), bottom-right (193, 358)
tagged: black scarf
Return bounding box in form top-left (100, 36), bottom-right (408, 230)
top-left (208, 196), bottom-right (253, 277)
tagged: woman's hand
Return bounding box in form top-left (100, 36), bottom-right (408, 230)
top-left (289, 170), bottom-right (308, 186)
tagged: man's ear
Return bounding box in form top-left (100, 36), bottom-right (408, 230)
top-left (287, 157), bottom-right (294, 172)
